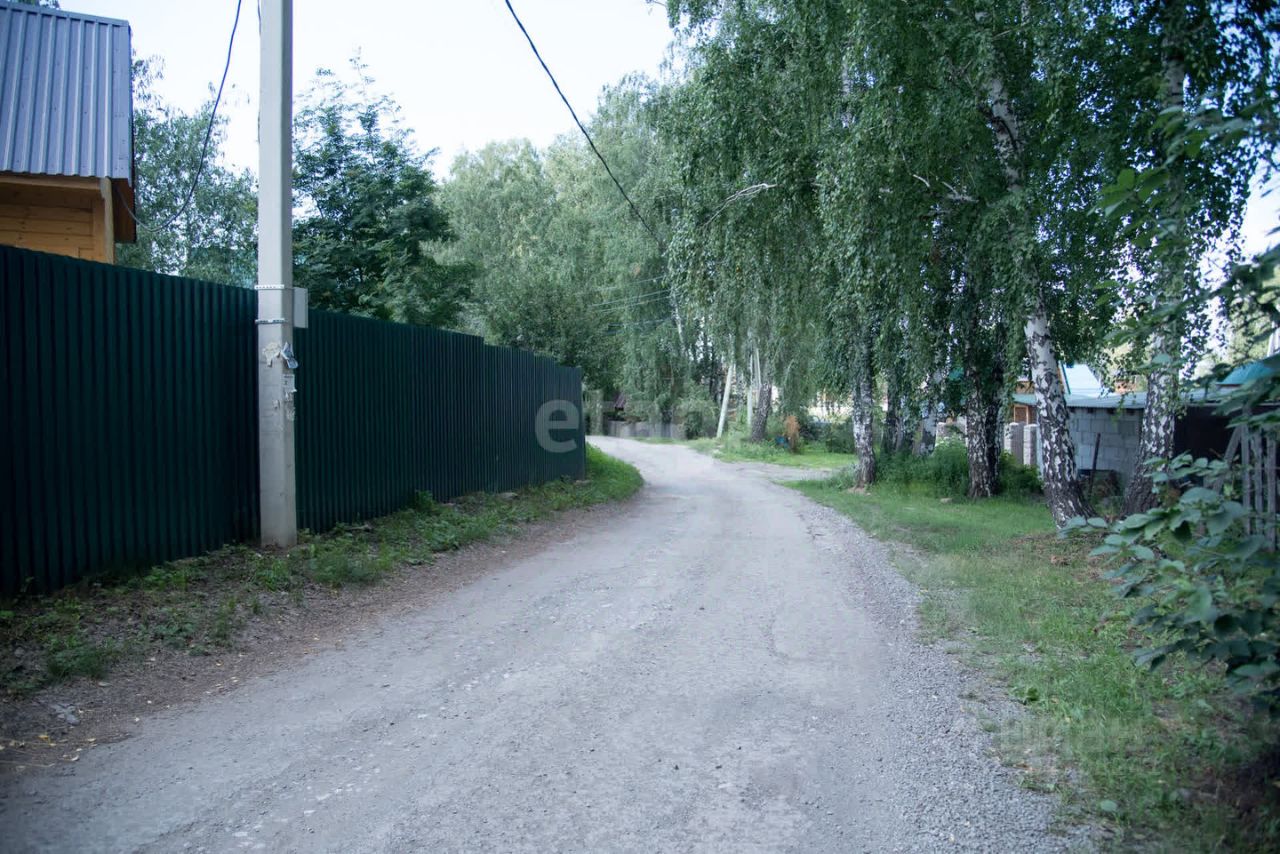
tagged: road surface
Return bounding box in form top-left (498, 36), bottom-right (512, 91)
top-left (2, 438), bottom-right (1078, 852)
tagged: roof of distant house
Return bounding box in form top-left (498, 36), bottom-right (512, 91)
top-left (1013, 392), bottom-right (1148, 410)
top-left (1218, 359), bottom-right (1273, 387)
top-left (1061, 364), bottom-right (1107, 397)
top-left (0, 1), bottom-right (133, 183)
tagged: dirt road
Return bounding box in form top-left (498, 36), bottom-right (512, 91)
top-left (2, 438), bottom-right (1079, 852)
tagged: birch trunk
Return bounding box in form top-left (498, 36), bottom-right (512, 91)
top-left (1124, 31), bottom-right (1187, 515)
top-left (851, 338), bottom-right (877, 486)
top-left (749, 359), bottom-right (773, 442)
top-left (1025, 303), bottom-right (1090, 522)
top-left (965, 381), bottom-right (1001, 498)
top-left (916, 369), bottom-right (944, 455)
top-left (986, 73), bottom-right (1091, 524)
top-left (882, 372), bottom-right (901, 457)
top-left (897, 392), bottom-right (917, 455)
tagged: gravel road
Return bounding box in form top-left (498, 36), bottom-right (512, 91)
top-left (1, 438), bottom-right (1083, 852)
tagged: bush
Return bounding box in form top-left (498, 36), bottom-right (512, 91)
top-left (791, 410), bottom-right (824, 441)
top-left (1081, 452), bottom-right (1280, 711)
top-left (824, 417), bottom-right (857, 454)
top-left (998, 452), bottom-right (1043, 496)
top-left (782, 415), bottom-right (803, 453)
top-left (678, 395), bottom-right (719, 439)
top-left (877, 439), bottom-right (969, 497)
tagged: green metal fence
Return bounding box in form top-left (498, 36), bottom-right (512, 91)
top-left (294, 310), bottom-right (585, 533)
top-left (1, 247), bottom-right (586, 593)
top-left (0, 245), bottom-right (259, 593)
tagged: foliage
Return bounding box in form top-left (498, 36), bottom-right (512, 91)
top-left (877, 440), bottom-right (971, 497)
top-left (997, 452), bottom-right (1043, 498)
top-left (116, 59), bottom-right (257, 285)
top-left (1083, 4), bottom-right (1280, 713)
top-left (1082, 451), bottom-right (1279, 711)
top-left (677, 394), bottom-right (718, 439)
top-left (292, 61), bottom-right (472, 326)
top-left (822, 418), bottom-right (857, 455)
top-left (441, 78), bottom-right (690, 396)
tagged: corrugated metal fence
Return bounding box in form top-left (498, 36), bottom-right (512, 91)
top-left (294, 310), bottom-right (585, 532)
top-left (1, 246), bottom-right (585, 593)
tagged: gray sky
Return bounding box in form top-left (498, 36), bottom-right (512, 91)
top-left (73, 0), bottom-right (677, 175)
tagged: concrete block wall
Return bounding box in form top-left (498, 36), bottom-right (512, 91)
top-left (1005, 408), bottom-right (1141, 484)
top-left (1067, 408), bottom-right (1142, 484)
top-left (1004, 422), bottom-right (1024, 461)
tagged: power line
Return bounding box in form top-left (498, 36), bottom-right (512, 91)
top-left (592, 274), bottom-right (667, 292)
top-left (503, 0), bottom-right (662, 247)
top-left (590, 287), bottom-right (669, 308)
top-left (121, 0), bottom-right (243, 231)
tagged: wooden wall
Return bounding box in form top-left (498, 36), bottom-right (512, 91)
top-left (0, 173), bottom-right (115, 263)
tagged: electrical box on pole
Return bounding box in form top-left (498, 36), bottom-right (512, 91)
top-left (257, 0), bottom-right (299, 547)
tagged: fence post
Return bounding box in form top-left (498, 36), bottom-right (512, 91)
top-left (256, 0), bottom-right (297, 547)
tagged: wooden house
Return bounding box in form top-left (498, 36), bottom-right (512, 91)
top-left (0, 2), bottom-right (136, 263)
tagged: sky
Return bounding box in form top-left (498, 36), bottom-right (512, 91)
top-left (72, 0), bottom-right (678, 176)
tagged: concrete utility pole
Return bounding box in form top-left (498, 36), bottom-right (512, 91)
top-left (716, 363), bottom-right (734, 439)
top-left (257, 0), bottom-right (297, 547)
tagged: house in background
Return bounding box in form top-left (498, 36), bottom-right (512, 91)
top-left (1008, 362), bottom-right (1242, 487)
top-left (0, 2), bottom-right (136, 263)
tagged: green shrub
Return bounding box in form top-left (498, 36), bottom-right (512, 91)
top-left (878, 439), bottom-right (970, 496)
top-left (1081, 451), bottom-right (1280, 711)
top-left (823, 418), bottom-right (857, 454)
top-left (998, 452), bottom-right (1043, 496)
top-left (306, 547), bottom-right (392, 587)
top-left (678, 395), bottom-right (719, 439)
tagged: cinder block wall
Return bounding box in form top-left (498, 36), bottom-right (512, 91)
top-left (1004, 407), bottom-right (1142, 485)
top-left (1067, 408), bottom-right (1142, 483)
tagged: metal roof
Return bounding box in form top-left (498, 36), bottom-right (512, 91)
top-left (1013, 392), bottom-right (1147, 410)
top-left (0, 1), bottom-right (133, 183)
top-left (1219, 359), bottom-right (1273, 387)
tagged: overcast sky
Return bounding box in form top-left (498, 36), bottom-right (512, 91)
top-left (72, 0), bottom-right (677, 176)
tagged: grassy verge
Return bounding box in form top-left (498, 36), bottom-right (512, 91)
top-left (635, 434), bottom-right (856, 470)
top-left (1, 446), bottom-right (642, 698)
top-left (793, 476), bottom-right (1279, 850)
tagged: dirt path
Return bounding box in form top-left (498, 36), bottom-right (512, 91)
top-left (1, 438), bottom-right (1084, 852)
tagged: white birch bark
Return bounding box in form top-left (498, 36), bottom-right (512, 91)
top-left (1124, 32), bottom-right (1187, 514)
top-left (850, 338), bottom-right (877, 486)
top-left (986, 73), bottom-right (1091, 524)
top-left (749, 357), bottom-right (773, 442)
top-left (916, 368), bottom-right (944, 455)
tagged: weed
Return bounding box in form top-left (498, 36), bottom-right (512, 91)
top-left (44, 634), bottom-right (115, 681)
top-left (209, 596), bottom-right (240, 646)
top-left (252, 556), bottom-right (298, 591)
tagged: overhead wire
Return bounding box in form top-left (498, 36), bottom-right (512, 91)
top-left (502, 0), bottom-right (662, 247)
top-left (119, 0), bottom-right (244, 231)
top-left (590, 287), bottom-right (669, 308)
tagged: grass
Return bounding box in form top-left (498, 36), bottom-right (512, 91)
top-left (637, 434), bottom-right (857, 470)
top-left (0, 445), bottom-right (642, 697)
top-left (793, 476), bottom-right (1280, 849)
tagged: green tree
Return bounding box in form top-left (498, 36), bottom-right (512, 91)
top-left (442, 77), bottom-right (677, 400)
top-left (116, 59), bottom-right (257, 285)
top-left (292, 63), bottom-right (470, 327)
